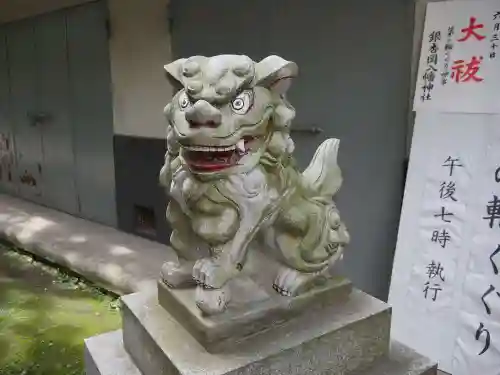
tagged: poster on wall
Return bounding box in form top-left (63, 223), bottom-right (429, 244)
top-left (389, 112), bottom-right (500, 374)
top-left (413, 0), bottom-right (500, 113)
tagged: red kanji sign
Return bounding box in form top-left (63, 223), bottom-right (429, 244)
top-left (457, 16), bottom-right (486, 42)
top-left (450, 56), bottom-right (484, 83)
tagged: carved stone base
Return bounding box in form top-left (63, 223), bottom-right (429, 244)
top-left (83, 250), bottom-right (437, 375)
top-left (124, 288), bottom-right (391, 375)
top-left (157, 275), bottom-right (352, 352)
top-left (85, 330), bottom-right (437, 375)
top-left (84, 288), bottom-right (437, 375)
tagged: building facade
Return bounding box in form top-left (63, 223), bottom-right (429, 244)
top-left (0, 0), bottom-right (431, 300)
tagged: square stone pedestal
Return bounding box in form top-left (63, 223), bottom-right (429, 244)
top-left (157, 276), bottom-right (352, 352)
top-left (85, 285), bottom-right (438, 375)
top-left (85, 330), bottom-right (436, 375)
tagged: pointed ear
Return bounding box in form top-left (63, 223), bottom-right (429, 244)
top-left (164, 58), bottom-right (187, 90)
top-left (255, 55), bottom-right (298, 94)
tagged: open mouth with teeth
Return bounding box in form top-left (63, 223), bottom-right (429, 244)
top-left (182, 136), bottom-right (258, 172)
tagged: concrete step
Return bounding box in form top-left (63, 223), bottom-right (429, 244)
top-left (120, 288), bottom-right (392, 375)
top-left (84, 330), bottom-right (140, 375)
top-left (84, 329), bottom-right (437, 375)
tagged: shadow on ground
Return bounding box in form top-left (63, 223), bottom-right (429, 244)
top-left (0, 200), bottom-right (171, 295)
top-left (0, 246), bottom-right (121, 375)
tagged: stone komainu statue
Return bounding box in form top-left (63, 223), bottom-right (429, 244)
top-left (159, 55), bottom-right (349, 315)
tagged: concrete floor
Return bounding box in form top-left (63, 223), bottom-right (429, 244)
top-left (0, 194), bottom-right (172, 295)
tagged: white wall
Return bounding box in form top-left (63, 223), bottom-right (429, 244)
top-left (108, 0), bottom-right (174, 139)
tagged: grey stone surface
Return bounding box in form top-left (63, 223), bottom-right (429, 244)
top-left (122, 288), bottom-right (391, 375)
top-left (84, 332), bottom-right (438, 375)
top-left (157, 276), bottom-right (352, 352)
top-left (0, 194), bottom-right (174, 295)
top-left (84, 330), bottom-right (141, 375)
top-left (357, 341), bottom-right (437, 375)
top-left (84, 316), bottom-right (436, 375)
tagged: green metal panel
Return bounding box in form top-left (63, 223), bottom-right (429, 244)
top-left (6, 20), bottom-right (44, 201)
top-left (66, 1), bottom-right (117, 227)
top-left (1, 1), bottom-right (116, 227)
top-left (35, 11), bottom-right (79, 214)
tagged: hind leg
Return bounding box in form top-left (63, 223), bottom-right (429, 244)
top-left (271, 203), bottom-right (348, 296)
top-left (273, 245), bottom-right (344, 296)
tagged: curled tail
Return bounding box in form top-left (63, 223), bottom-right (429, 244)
top-left (301, 138), bottom-right (343, 199)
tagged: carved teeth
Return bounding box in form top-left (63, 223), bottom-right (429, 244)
top-left (237, 140), bottom-right (245, 153)
top-left (183, 145), bottom-right (237, 152)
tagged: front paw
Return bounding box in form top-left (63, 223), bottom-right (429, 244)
top-left (192, 258), bottom-right (240, 289)
top-left (195, 285), bottom-right (231, 315)
top-left (160, 260), bottom-right (196, 288)
top-left (273, 267), bottom-right (321, 297)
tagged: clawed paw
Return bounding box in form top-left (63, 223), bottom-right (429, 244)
top-left (192, 258), bottom-right (239, 289)
top-left (195, 285), bottom-right (231, 315)
top-left (273, 267), bottom-right (320, 297)
top-left (272, 283), bottom-right (293, 297)
top-left (160, 260), bottom-right (196, 288)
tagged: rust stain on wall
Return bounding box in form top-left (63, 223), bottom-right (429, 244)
top-left (19, 170), bottom-right (37, 186)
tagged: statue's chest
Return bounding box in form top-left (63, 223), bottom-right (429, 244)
top-left (170, 169), bottom-right (227, 216)
top-left (170, 169), bottom-right (203, 213)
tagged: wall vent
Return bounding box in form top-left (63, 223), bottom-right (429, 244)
top-left (133, 205), bottom-right (156, 238)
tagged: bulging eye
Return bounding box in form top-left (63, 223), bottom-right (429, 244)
top-left (178, 92), bottom-right (191, 110)
top-left (231, 90), bottom-right (253, 114)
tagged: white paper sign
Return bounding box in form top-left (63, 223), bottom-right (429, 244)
top-left (413, 0), bottom-right (500, 113)
top-left (389, 112), bottom-right (500, 374)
